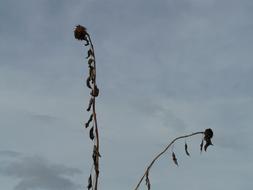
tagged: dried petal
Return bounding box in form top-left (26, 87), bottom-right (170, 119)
top-left (184, 142), bottom-right (190, 156)
top-left (172, 152), bottom-right (178, 166)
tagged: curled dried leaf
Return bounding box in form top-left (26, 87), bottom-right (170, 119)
top-left (200, 139), bottom-right (204, 152)
top-left (91, 85), bottom-right (99, 97)
top-left (92, 145), bottom-right (100, 174)
top-left (87, 174), bottom-right (92, 189)
top-left (145, 171), bottom-right (151, 190)
top-left (89, 66), bottom-right (95, 81)
top-left (87, 98), bottom-right (94, 112)
top-left (88, 58), bottom-right (94, 66)
top-left (84, 40), bottom-right (89, 46)
top-left (184, 142), bottom-right (190, 156)
top-left (89, 127), bottom-right (94, 140)
top-left (172, 152), bottom-right (178, 166)
top-left (85, 114), bottom-right (93, 128)
top-left (86, 49), bottom-right (94, 59)
top-left (204, 140), bottom-right (213, 151)
top-left (86, 77), bottom-right (92, 89)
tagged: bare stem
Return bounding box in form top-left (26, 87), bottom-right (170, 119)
top-left (133, 131), bottom-right (204, 190)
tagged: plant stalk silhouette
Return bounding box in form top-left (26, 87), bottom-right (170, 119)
top-left (74, 25), bottom-right (214, 190)
top-left (74, 25), bottom-right (100, 190)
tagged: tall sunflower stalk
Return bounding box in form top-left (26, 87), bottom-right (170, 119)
top-left (74, 25), bottom-right (100, 190)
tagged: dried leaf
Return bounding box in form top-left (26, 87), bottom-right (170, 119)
top-left (86, 49), bottom-right (94, 59)
top-left (204, 139), bottom-right (213, 151)
top-left (91, 85), bottom-right (99, 97)
top-left (85, 114), bottom-right (93, 128)
top-left (89, 66), bottom-right (95, 82)
top-left (87, 174), bottom-right (92, 189)
top-left (87, 98), bottom-right (94, 112)
top-left (84, 39), bottom-right (89, 46)
top-left (88, 58), bottom-right (94, 66)
top-left (145, 171), bottom-right (151, 190)
top-left (200, 139), bottom-right (204, 152)
top-left (93, 145), bottom-right (100, 174)
top-left (172, 152), bottom-right (178, 166)
top-left (86, 77), bottom-right (92, 89)
top-left (89, 127), bottom-right (94, 140)
top-left (184, 142), bottom-right (190, 156)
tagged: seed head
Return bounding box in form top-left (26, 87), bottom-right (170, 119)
top-left (74, 25), bottom-right (88, 40)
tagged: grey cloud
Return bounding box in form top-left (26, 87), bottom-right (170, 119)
top-left (0, 156), bottom-right (82, 190)
top-left (0, 150), bottom-right (20, 158)
top-left (29, 113), bottom-right (58, 124)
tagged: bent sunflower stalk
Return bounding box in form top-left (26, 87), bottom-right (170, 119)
top-left (74, 25), bottom-right (100, 190)
top-left (74, 25), bottom-right (214, 190)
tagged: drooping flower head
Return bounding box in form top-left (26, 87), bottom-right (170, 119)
top-left (74, 25), bottom-right (88, 40)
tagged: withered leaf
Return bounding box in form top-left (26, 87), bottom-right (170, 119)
top-left (89, 127), bottom-right (94, 140)
top-left (86, 77), bottom-right (92, 89)
top-left (172, 152), bottom-right (178, 166)
top-left (184, 142), bottom-right (190, 156)
top-left (87, 98), bottom-right (94, 112)
top-left (200, 139), bottom-right (204, 152)
top-left (84, 39), bottom-right (89, 46)
top-left (204, 139), bottom-right (213, 151)
top-left (88, 58), bottom-right (94, 66)
top-left (85, 114), bottom-right (93, 128)
top-left (91, 85), bottom-right (99, 97)
top-left (89, 66), bottom-right (95, 83)
top-left (86, 49), bottom-right (94, 59)
top-left (92, 145), bottom-right (100, 174)
top-left (87, 174), bottom-right (92, 189)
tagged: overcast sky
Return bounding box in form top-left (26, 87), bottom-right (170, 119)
top-left (0, 0), bottom-right (253, 189)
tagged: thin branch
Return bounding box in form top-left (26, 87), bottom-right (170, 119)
top-left (133, 131), bottom-right (204, 190)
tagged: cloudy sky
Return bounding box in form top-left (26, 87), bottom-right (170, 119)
top-left (0, 0), bottom-right (253, 189)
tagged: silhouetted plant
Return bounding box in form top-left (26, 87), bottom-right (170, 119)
top-left (74, 25), bottom-right (214, 190)
top-left (134, 129), bottom-right (213, 190)
top-left (74, 25), bottom-right (100, 190)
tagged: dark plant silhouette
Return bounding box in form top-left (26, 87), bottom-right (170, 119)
top-left (74, 25), bottom-right (214, 190)
top-left (134, 129), bottom-right (213, 190)
top-left (74, 25), bottom-right (100, 190)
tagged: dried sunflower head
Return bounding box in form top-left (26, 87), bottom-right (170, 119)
top-left (204, 128), bottom-right (213, 140)
top-left (74, 25), bottom-right (88, 40)
top-left (204, 128), bottom-right (214, 151)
